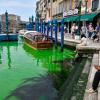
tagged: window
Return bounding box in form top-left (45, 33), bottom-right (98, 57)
top-left (92, 0), bottom-right (99, 11)
top-left (59, 2), bottom-right (63, 13)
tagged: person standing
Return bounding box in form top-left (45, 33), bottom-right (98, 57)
top-left (88, 23), bottom-right (94, 39)
top-left (92, 23), bottom-right (100, 42)
top-left (81, 23), bottom-right (88, 38)
top-left (95, 23), bottom-right (100, 39)
top-left (71, 23), bottom-right (78, 39)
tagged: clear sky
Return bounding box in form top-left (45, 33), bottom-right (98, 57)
top-left (0, 0), bottom-right (38, 21)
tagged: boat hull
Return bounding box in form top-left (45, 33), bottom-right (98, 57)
top-left (0, 34), bottom-right (18, 41)
top-left (24, 37), bottom-right (53, 50)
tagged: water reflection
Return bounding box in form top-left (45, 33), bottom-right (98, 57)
top-left (0, 42), bottom-right (18, 68)
top-left (0, 46), bottom-right (3, 64)
top-left (4, 43), bottom-right (75, 100)
top-left (23, 44), bottom-right (59, 72)
top-left (2, 42), bottom-right (75, 100)
top-left (23, 44), bottom-right (74, 90)
top-left (7, 45), bottom-right (11, 69)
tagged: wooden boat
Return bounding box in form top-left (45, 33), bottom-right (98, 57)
top-left (24, 31), bottom-right (53, 49)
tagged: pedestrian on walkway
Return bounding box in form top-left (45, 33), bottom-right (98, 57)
top-left (71, 23), bottom-right (78, 39)
top-left (75, 34), bottom-right (87, 52)
top-left (88, 23), bottom-right (94, 39)
top-left (81, 22), bottom-right (88, 38)
top-left (86, 64), bottom-right (100, 93)
top-left (92, 23), bottom-right (100, 42)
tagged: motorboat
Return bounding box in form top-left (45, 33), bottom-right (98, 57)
top-left (24, 31), bottom-right (53, 49)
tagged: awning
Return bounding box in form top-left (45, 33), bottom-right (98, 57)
top-left (80, 12), bottom-right (99, 21)
top-left (64, 15), bottom-right (79, 22)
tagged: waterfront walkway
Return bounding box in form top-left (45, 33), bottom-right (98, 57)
top-left (56, 33), bottom-right (100, 53)
top-left (56, 33), bottom-right (100, 100)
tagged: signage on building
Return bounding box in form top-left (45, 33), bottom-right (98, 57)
top-left (63, 9), bottom-right (79, 17)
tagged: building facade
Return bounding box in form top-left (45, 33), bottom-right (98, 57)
top-left (0, 14), bottom-right (21, 33)
top-left (36, 0), bottom-right (47, 21)
top-left (36, 0), bottom-right (100, 23)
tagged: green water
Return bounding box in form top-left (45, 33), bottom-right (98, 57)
top-left (0, 41), bottom-right (75, 100)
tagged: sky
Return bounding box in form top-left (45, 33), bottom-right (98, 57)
top-left (0, 0), bottom-right (38, 21)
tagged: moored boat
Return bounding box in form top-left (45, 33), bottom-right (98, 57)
top-left (24, 31), bottom-right (53, 49)
top-left (18, 29), bottom-right (28, 37)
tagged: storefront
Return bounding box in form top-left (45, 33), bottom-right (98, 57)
top-left (62, 12), bottom-right (100, 34)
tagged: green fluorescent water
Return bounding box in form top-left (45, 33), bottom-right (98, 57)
top-left (0, 41), bottom-right (75, 100)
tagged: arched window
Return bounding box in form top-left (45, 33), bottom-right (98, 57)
top-left (92, 0), bottom-right (99, 11)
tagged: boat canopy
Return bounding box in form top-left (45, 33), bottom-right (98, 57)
top-left (24, 31), bottom-right (48, 42)
top-left (24, 31), bottom-right (42, 37)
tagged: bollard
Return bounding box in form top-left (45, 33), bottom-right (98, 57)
top-left (5, 11), bottom-right (9, 34)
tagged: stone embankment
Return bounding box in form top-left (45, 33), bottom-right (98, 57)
top-left (57, 34), bottom-right (100, 100)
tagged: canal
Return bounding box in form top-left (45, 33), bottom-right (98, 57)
top-left (0, 40), bottom-right (84, 100)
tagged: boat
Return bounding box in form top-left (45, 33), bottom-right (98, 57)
top-left (24, 31), bottom-right (53, 49)
top-left (18, 29), bottom-right (28, 37)
top-left (0, 33), bottom-right (18, 41)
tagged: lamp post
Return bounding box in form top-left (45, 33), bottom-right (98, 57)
top-left (85, 0), bottom-right (88, 13)
top-left (77, 0), bottom-right (82, 36)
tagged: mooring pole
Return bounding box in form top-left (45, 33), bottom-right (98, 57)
top-left (5, 11), bottom-right (9, 40)
top-left (5, 11), bottom-right (8, 33)
top-left (54, 20), bottom-right (58, 48)
top-left (42, 21), bottom-right (44, 34)
top-left (0, 19), bottom-right (1, 34)
top-left (32, 15), bottom-right (34, 31)
top-left (39, 21), bottom-right (41, 32)
top-left (47, 21), bottom-right (49, 38)
top-left (50, 21), bottom-right (53, 39)
top-left (43, 22), bottom-right (45, 34)
top-left (61, 18), bottom-right (64, 52)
